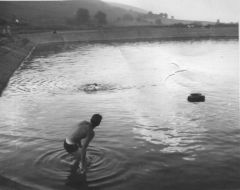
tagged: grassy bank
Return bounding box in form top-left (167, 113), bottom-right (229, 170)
top-left (20, 26), bottom-right (238, 44)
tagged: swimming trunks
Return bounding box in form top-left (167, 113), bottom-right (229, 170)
top-left (64, 139), bottom-right (78, 153)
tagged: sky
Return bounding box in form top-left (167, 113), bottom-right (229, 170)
top-left (103, 0), bottom-right (239, 22)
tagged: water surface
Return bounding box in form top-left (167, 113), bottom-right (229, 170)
top-left (0, 40), bottom-right (239, 190)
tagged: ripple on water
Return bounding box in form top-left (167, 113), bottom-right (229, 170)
top-left (34, 146), bottom-right (129, 188)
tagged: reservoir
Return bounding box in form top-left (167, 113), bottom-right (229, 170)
top-left (0, 39), bottom-right (239, 190)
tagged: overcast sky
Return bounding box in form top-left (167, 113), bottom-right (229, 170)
top-left (103, 0), bottom-right (239, 22)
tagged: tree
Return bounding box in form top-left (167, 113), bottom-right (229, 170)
top-left (155, 19), bottom-right (162, 25)
top-left (123, 14), bottom-right (134, 21)
top-left (148, 11), bottom-right (153, 15)
top-left (164, 13), bottom-right (168, 18)
top-left (94, 11), bottom-right (107, 26)
top-left (75, 8), bottom-right (90, 25)
top-left (136, 16), bottom-right (143, 22)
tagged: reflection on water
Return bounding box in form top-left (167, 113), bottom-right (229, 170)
top-left (0, 40), bottom-right (239, 190)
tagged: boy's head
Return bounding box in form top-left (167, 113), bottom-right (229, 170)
top-left (91, 114), bottom-right (102, 127)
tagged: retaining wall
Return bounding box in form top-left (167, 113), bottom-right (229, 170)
top-left (0, 39), bottom-right (35, 95)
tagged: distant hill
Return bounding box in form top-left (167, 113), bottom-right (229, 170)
top-left (0, 0), bottom-right (216, 29)
top-left (163, 18), bottom-right (215, 26)
top-left (147, 16), bottom-right (216, 26)
top-left (0, 0), bottom-right (142, 27)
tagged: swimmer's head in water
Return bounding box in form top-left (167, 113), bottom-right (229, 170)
top-left (91, 114), bottom-right (102, 127)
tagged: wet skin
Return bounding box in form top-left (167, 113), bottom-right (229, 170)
top-left (66, 121), bottom-right (95, 173)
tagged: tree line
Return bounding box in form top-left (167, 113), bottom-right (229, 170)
top-left (67, 8), bottom-right (107, 27)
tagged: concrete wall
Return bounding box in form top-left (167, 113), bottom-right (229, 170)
top-left (0, 39), bottom-right (35, 95)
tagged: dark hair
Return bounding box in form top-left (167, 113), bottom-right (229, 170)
top-left (91, 114), bottom-right (102, 127)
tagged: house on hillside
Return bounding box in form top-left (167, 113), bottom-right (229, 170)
top-left (139, 12), bottom-right (172, 25)
top-left (138, 13), bottom-right (163, 25)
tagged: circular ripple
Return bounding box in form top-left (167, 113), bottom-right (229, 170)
top-left (86, 147), bottom-right (128, 186)
top-left (34, 146), bottom-right (129, 188)
top-left (79, 83), bottom-right (117, 93)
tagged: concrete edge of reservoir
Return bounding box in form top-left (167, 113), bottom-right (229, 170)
top-left (0, 38), bottom-right (36, 96)
top-left (0, 26), bottom-right (238, 96)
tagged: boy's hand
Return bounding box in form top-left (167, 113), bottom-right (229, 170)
top-left (79, 162), bottom-right (86, 174)
top-left (76, 167), bottom-right (85, 175)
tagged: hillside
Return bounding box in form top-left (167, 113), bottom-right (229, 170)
top-left (0, 0), bottom-right (142, 27)
top-left (0, 0), bottom-right (218, 29)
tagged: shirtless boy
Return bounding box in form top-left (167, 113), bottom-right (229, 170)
top-left (64, 114), bottom-right (102, 174)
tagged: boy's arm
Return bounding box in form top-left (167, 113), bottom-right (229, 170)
top-left (80, 131), bottom-right (95, 173)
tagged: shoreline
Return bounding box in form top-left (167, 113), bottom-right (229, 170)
top-left (20, 26), bottom-right (238, 45)
top-left (0, 26), bottom-right (238, 96)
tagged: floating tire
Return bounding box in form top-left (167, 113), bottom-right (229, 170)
top-left (187, 93), bottom-right (205, 102)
